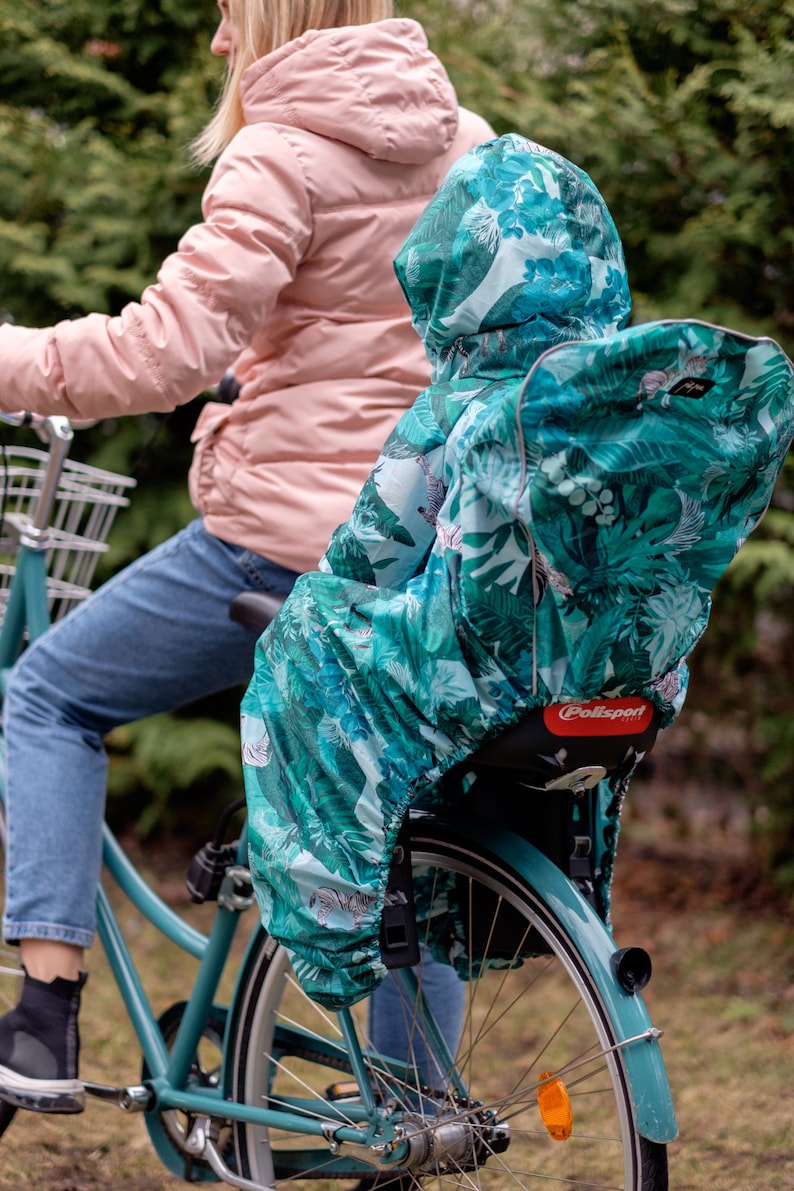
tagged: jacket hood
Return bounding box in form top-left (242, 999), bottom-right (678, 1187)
top-left (394, 134), bottom-right (632, 383)
top-left (239, 19), bottom-right (458, 165)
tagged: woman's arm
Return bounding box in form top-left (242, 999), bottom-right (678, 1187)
top-left (0, 125), bottom-right (312, 420)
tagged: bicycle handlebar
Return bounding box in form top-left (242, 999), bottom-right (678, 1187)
top-left (0, 412), bottom-right (75, 538)
top-left (0, 411), bottom-right (73, 445)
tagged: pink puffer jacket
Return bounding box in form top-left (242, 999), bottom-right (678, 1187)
top-left (0, 20), bottom-right (493, 571)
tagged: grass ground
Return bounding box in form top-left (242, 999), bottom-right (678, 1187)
top-left (0, 777), bottom-right (791, 1190)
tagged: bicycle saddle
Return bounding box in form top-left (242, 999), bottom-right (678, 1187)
top-left (229, 589), bottom-right (286, 633)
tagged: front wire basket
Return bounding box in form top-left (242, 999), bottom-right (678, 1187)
top-left (0, 446), bottom-right (136, 625)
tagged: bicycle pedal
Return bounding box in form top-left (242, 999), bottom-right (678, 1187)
top-left (380, 822), bottom-right (420, 969)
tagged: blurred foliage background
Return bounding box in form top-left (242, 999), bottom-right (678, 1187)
top-left (0, 0), bottom-right (792, 891)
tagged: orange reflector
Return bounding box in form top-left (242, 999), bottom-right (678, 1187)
top-left (324, 1081), bottom-right (360, 1101)
top-left (538, 1071), bottom-right (573, 1141)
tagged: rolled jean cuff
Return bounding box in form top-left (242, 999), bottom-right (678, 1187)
top-left (1, 919), bottom-right (94, 950)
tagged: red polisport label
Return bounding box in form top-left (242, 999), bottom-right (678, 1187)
top-left (543, 697), bottom-right (655, 737)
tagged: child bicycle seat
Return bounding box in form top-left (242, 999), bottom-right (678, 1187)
top-left (409, 698), bottom-right (662, 963)
top-left (471, 696), bottom-right (660, 791)
top-left (384, 697), bottom-right (662, 965)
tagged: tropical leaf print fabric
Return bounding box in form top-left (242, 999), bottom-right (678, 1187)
top-left (461, 318), bottom-right (794, 705)
top-left (242, 134), bottom-right (794, 1009)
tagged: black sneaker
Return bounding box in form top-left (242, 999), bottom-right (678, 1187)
top-left (0, 969), bottom-right (86, 1113)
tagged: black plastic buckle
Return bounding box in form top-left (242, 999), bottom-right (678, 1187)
top-left (186, 840), bottom-right (239, 904)
top-left (379, 821), bottom-right (420, 969)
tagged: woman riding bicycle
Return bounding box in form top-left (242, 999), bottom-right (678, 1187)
top-left (0, 0), bottom-right (492, 1115)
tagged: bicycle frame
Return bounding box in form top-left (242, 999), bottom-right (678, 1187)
top-left (1, 678), bottom-right (679, 1162)
top-left (97, 812), bottom-right (681, 1160)
top-left (0, 730), bottom-right (680, 1162)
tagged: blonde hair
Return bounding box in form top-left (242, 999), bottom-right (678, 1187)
top-left (193, 0), bottom-right (394, 165)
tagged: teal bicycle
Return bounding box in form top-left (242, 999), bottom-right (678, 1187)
top-left (0, 411), bottom-right (675, 1189)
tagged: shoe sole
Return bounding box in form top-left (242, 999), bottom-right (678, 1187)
top-left (0, 1064), bottom-right (84, 1114)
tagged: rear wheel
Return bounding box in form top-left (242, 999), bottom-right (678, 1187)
top-left (230, 818), bottom-right (668, 1189)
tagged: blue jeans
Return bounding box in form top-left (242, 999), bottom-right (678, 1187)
top-left (368, 947), bottom-right (464, 1088)
top-left (2, 519), bottom-right (463, 1049)
top-left (2, 519), bottom-right (299, 947)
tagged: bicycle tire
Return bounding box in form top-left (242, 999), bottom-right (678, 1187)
top-left (229, 817), bottom-right (668, 1189)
